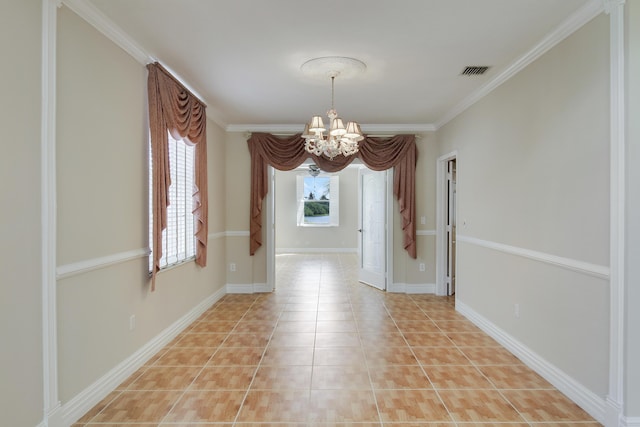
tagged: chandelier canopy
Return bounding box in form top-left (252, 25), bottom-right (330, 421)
top-left (301, 57), bottom-right (366, 160)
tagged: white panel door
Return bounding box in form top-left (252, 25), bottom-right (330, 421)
top-left (358, 168), bottom-right (386, 290)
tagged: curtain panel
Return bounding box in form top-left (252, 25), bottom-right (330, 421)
top-left (247, 133), bottom-right (417, 258)
top-left (147, 62), bottom-right (208, 290)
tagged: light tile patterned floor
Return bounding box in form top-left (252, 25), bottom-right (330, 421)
top-left (73, 253), bottom-right (601, 426)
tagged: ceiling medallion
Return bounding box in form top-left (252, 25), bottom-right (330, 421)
top-left (301, 57), bottom-right (366, 160)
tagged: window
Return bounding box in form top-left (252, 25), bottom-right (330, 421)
top-left (149, 132), bottom-right (196, 269)
top-left (296, 174), bottom-right (339, 227)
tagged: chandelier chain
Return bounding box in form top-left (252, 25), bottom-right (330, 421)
top-left (331, 76), bottom-right (335, 110)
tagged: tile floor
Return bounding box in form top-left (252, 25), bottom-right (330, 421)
top-left (73, 253), bottom-right (601, 426)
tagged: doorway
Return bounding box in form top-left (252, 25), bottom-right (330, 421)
top-left (358, 168), bottom-right (390, 291)
top-left (446, 159), bottom-right (457, 296)
top-left (267, 164), bottom-right (392, 293)
top-left (436, 152), bottom-right (458, 296)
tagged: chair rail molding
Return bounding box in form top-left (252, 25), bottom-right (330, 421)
top-left (456, 234), bottom-right (610, 280)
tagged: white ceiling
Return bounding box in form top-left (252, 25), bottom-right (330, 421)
top-left (80, 0), bottom-right (595, 131)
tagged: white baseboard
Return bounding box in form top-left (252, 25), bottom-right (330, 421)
top-left (225, 283), bottom-right (270, 293)
top-left (456, 300), bottom-right (608, 425)
top-left (387, 282), bottom-right (436, 294)
top-left (226, 283), bottom-right (254, 293)
top-left (57, 287), bottom-right (225, 427)
top-left (226, 283), bottom-right (270, 293)
top-left (253, 282), bottom-right (271, 293)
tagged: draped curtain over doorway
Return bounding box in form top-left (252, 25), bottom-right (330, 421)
top-left (247, 133), bottom-right (417, 258)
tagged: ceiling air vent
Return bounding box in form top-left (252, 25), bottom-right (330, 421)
top-left (461, 66), bottom-right (490, 76)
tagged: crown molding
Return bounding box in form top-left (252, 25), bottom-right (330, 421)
top-left (62, 0), bottom-right (150, 63)
top-left (60, 0), bottom-right (228, 129)
top-left (226, 123), bottom-right (436, 134)
top-left (434, 0), bottom-right (604, 129)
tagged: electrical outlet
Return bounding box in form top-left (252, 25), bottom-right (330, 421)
top-left (229, 263), bottom-right (236, 272)
top-left (514, 303), bottom-right (520, 318)
top-left (419, 263), bottom-right (425, 272)
top-left (420, 216), bottom-right (426, 225)
top-left (129, 315), bottom-right (136, 331)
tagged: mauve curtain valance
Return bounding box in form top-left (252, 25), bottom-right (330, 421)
top-left (247, 132), bottom-right (417, 258)
top-left (147, 62), bottom-right (208, 290)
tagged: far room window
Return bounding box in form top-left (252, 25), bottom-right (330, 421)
top-left (296, 174), bottom-right (339, 227)
top-left (149, 131), bottom-right (196, 270)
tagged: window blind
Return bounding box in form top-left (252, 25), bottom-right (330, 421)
top-left (149, 132), bottom-right (196, 270)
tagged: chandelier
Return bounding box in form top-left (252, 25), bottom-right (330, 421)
top-left (301, 57), bottom-right (365, 160)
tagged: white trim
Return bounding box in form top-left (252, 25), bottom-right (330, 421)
top-left (416, 229), bottom-right (436, 236)
top-left (226, 123), bottom-right (437, 134)
top-left (406, 283), bottom-right (436, 294)
top-left (62, 0), bottom-right (149, 63)
top-left (226, 283), bottom-right (269, 294)
top-left (385, 169), bottom-right (394, 293)
top-left (207, 231), bottom-right (226, 241)
top-left (456, 300), bottom-right (607, 425)
top-left (56, 248), bottom-right (149, 279)
top-left (457, 234), bottom-right (610, 280)
top-left (253, 282), bottom-right (271, 293)
top-left (362, 124), bottom-right (437, 133)
top-left (387, 282), bottom-right (435, 294)
top-left (42, 0), bottom-right (61, 425)
top-left (55, 231), bottom-right (244, 280)
top-left (276, 248), bottom-right (358, 254)
top-left (434, 0), bottom-right (604, 129)
top-left (387, 282), bottom-right (406, 293)
top-left (266, 167), bottom-right (275, 292)
top-left (59, 288), bottom-right (225, 427)
top-left (435, 151), bottom-right (457, 296)
top-left (226, 230), bottom-right (250, 237)
top-left (605, 1), bottom-right (626, 426)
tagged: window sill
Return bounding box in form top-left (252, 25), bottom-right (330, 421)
top-left (148, 256), bottom-right (196, 277)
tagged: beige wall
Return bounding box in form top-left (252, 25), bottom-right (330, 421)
top-left (0, 1), bottom-right (44, 425)
top-left (437, 14), bottom-right (610, 397)
top-left (55, 6), bottom-right (227, 401)
top-left (224, 132), bottom-right (257, 284)
top-left (625, 1), bottom-right (640, 418)
top-left (395, 132), bottom-right (438, 286)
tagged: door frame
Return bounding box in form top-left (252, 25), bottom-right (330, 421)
top-left (436, 151), bottom-right (457, 296)
top-left (265, 165), bottom-right (275, 292)
top-left (266, 164), bottom-right (393, 292)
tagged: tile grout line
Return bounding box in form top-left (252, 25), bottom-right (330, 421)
top-left (158, 294), bottom-right (262, 425)
top-left (352, 269), bottom-right (385, 427)
top-left (419, 300), bottom-right (532, 426)
top-left (231, 294), bottom-right (286, 425)
top-left (387, 294), bottom-right (458, 426)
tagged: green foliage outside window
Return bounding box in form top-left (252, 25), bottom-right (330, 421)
top-left (304, 200), bottom-right (330, 217)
